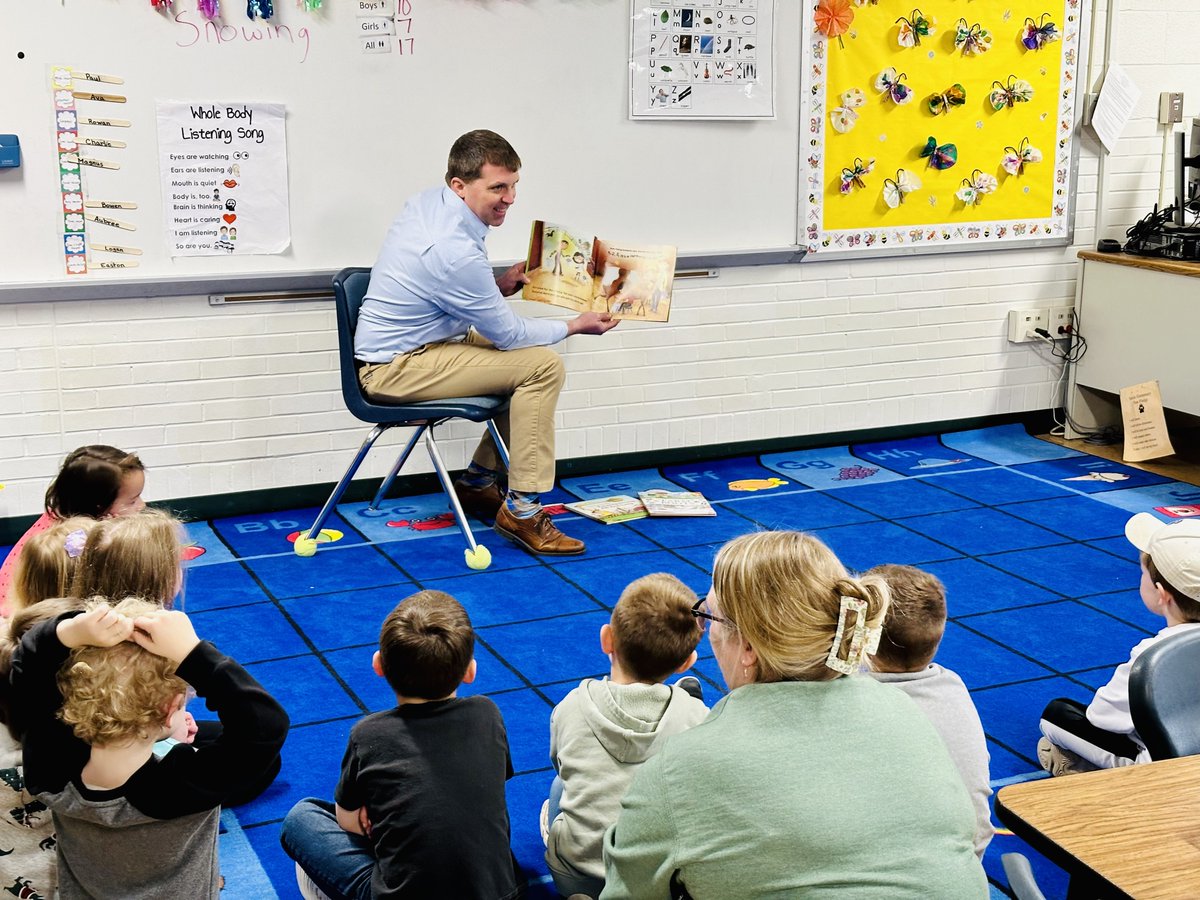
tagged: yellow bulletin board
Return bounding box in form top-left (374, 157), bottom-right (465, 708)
top-left (801, 0), bottom-right (1088, 256)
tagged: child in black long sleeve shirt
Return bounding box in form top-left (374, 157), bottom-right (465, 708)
top-left (10, 598), bottom-right (289, 898)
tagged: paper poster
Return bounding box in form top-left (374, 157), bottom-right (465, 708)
top-left (1090, 63), bottom-right (1140, 153)
top-left (1121, 380), bottom-right (1176, 463)
top-left (629, 1), bottom-right (776, 120)
top-left (800, 0), bottom-right (1085, 256)
top-left (156, 101), bottom-right (290, 256)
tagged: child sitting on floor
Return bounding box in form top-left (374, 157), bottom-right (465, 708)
top-left (281, 589), bottom-right (522, 900)
top-left (0, 445), bottom-right (145, 618)
top-left (1038, 513), bottom-right (1200, 774)
top-left (10, 598), bottom-right (288, 897)
top-left (543, 573), bottom-right (709, 899)
top-left (7, 517), bottom-right (98, 614)
top-left (866, 564), bottom-right (994, 858)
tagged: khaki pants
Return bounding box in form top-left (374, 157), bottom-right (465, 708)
top-left (358, 332), bottom-right (565, 493)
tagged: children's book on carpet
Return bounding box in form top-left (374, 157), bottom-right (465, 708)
top-left (638, 489), bottom-right (716, 517)
top-left (522, 219), bottom-right (676, 322)
top-left (563, 495), bottom-right (649, 524)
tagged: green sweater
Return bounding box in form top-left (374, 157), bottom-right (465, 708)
top-left (601, 678), bottom-right (988, 900)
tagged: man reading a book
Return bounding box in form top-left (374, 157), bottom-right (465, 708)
top-left (354, 129), bottom-right (618, 556)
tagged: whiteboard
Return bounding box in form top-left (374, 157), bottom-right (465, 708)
top-left (0, 0), bottom-right (802, 301)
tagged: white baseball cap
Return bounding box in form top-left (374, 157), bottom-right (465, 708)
top-left (1125, 512), bottom-right (1200, 602)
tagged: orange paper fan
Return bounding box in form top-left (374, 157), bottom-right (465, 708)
top-left (815, 0), bottom-right (855, 48)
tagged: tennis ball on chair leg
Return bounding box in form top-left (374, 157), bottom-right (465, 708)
top-left (464, 545), bottom-right (492, 570)
top-left (293, 537), bottom-right (318, 558)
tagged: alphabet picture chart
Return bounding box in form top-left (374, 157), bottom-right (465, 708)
top-left (155, 101), bottom-right (290, 256)
top-left (630, 0), bottom-right (776, 120)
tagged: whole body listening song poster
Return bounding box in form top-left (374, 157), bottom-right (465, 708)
top-left (156, 101), bottom-right (290, 257)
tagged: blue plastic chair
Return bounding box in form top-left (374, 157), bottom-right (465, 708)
top-left (1130, 626), bottom-right (1200, 760)
top-left (294, 267), bottom-right (510, 570)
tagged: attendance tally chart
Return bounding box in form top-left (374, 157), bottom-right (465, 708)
top-left (156, 100), bottom-right (290, 257)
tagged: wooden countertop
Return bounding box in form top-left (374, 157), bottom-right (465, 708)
top-left (996, 756), bottom-right (1200, 898)
top-left (1079, 249), bottom-right (1200, 278)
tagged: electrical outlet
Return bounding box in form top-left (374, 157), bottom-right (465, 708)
top-left (1007, 308), bottom-right (1047, 343)
top-left (1159, 92), bottom-right (1185, 126)
top-left (1047, 305), bottom-right (1075, 338)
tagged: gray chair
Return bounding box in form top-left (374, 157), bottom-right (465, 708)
top-left (294, 267), bottom-right (510, 570)
top-left (1129, 626), bottom-right (1200, 759)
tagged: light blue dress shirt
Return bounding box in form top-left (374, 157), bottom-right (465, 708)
top-left (355, 185), bottom-right (568, 363)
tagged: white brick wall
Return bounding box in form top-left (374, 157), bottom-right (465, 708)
top-left (2, 0), bottom-right (1197, 521)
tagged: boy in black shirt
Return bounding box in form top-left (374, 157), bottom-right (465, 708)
top-left (281, 589), bottom-right (521, 900)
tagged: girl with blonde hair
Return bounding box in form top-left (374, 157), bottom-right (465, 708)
top-left (8, 517), bottom-right (99, 614)
top-left (70, 509), bottom-right (185, 608)
top-left (0, 445), bottom-right (145, 617)
top-left (602, 531), bottom-right (987, 899)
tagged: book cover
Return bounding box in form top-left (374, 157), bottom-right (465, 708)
top-left (522, 220), bottom-right (676, 322)
top-left (638, 489), bottom-right (717, 517)
top-left (563, 495), bottom-right (649, 524)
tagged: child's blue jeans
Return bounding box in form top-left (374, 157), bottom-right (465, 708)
top-left (280, 798), bottom-right (374, 900)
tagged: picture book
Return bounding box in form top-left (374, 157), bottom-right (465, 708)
top-left (563, 495), bottom-right (649, 524)
top-left (522, 220), bottom-right (677, 322)
top-left (638, 489), bottom-right (717, 517)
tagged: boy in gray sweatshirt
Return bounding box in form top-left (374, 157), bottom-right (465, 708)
top-left (542, 573), bottom-right (708, 899)
top-left (867, 564), bottom-right (994, 858)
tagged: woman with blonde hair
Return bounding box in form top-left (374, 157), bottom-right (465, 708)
top-left (601, 531), bottom-right (987, 899)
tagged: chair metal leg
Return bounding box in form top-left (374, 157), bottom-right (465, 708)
top-left (368, 424), bottom-right (428, 510)
top-left (299, 424), bottom-right (390, 548)
top-left (486, 418), bottom-right (512, 472)
top-left (425, 429), bottom-right (481, 556)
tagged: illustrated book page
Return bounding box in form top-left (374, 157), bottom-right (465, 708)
top-left (522, 219), bottom-right (676, 322)
top-left (563, 495), bottom-right (649, 524)
top-left (638, 489), bottom-right (717, 517)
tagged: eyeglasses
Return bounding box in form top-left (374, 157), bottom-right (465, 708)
top-left (691, 596), bottom-right (733, 631)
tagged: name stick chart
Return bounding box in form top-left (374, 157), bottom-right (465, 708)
top-left (156, 102), bottom-right (290, 257)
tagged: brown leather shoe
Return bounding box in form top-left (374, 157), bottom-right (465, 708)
top-left (452, 479), bottom-right (503, 521)
top-left (494, 504), bottom-right (585, 556)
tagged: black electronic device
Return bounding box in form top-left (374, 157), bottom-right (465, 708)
top-left (1123, 123), bottom-right (1200, 261)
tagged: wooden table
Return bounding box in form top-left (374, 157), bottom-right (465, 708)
top-left (995, 756), bottom-right (1200, 899)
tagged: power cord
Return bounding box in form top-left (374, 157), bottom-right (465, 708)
top-left (1043, 310), bottom-right (1109, 440)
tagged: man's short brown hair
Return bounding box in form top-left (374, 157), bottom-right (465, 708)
top-left (610, 573), bottom-right (702, 682)
top-left (867, 564), bottom-right (947, 672)
top-left (445, 130), bottom-right (521, 185)
top-left (378, 590), bottom-right (475, 700)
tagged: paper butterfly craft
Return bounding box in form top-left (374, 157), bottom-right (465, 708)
top-left (955, 169), bottom-right (999, 205)
top-left (989, 75), bottom-right (1035, 110)
top-left (928, 83), bottom-right (967, 116)
top-left (247, 0), bottom-right (273, 19)
top-left (920, 137), bottom-right (958, 170)
top-left (882, 169), bottom-right (922, 208)
top-left (874, 68), bottom-right (914, 105)
top-left (1002, 137), bottom-right (1043, 175)
top-left (839, 157), bottom-right (876, 194)
top-left (896, 9), bottom-right (936, 47)
top-left (953, 18), bottom-right (992, 55)
top-left (830, 88), bottom-right (867, 133)
top-left (1022, 13), bottom-right (1060, 50)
